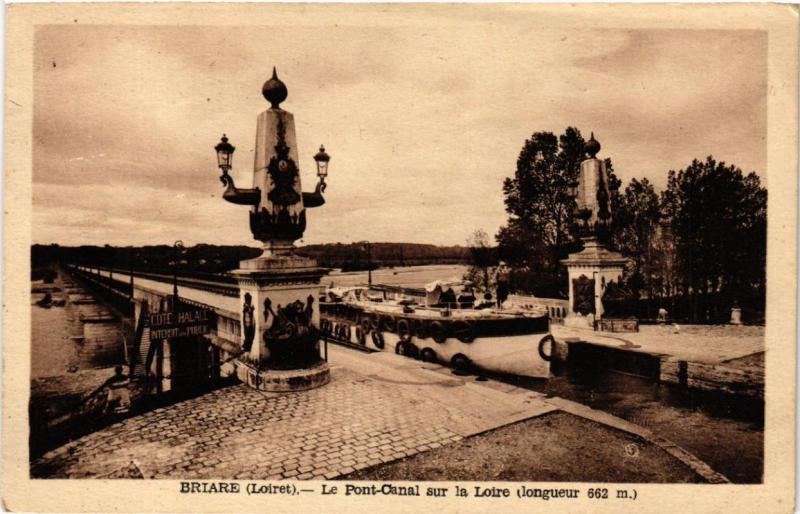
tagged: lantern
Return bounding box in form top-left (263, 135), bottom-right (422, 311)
top-left (215, 134), bottom-right (235, 172)
top-left (313, 145), bottom-right (330, 181)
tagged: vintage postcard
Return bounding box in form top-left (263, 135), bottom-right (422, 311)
top-left (3, 3), bottom-right (797, 513)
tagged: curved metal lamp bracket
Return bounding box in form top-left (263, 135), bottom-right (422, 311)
top-left (220, 172), bottom-right (261, 206)
top-left (302, 179), bottom-right (327, 208)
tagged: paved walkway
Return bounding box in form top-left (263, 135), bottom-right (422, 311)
top-left (32, 343), bottom-right (733, 482)
top-left (552, 324), bottom-right (764, 364)
top-left (31, 346), bottom-right (556, 480)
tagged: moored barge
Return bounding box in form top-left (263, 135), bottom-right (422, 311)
top-left (319, 283), bottom-right (554, 378)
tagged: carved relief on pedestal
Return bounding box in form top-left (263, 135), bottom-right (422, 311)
top-left (572, 275), bottom-right (596, 315)
top-left (241, 293), bottom-right (256, 352)
top-left (261, 294), bottom-right (320, 369)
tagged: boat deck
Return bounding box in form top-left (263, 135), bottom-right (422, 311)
top-left (324, 300), bottom-right (547, 321)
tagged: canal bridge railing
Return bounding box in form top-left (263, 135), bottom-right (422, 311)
top-left (68, 264), bottom-right (248, 390)
top-left (70, 265), bottom-right (239, 297)
top-left (507, 294), bottom-right (569, 323)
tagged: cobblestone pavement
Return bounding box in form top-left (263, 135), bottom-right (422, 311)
top-left (552, 324), bottom-right (764, 364)
top-left (31, 348), bottom-right (555, 480)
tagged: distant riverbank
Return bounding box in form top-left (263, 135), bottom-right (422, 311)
top-left (325, 264), bottom-right (469, 289)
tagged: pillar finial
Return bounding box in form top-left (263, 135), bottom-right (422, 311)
top-left (262, 67), bottom-right (288, 109)
top-left (585, 132), bottom-right (601, 159)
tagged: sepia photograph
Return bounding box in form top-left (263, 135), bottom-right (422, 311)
top-left (3, 3), bottom-right (798, 513)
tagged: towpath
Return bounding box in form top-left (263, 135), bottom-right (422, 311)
top-left (551, 324), bottom-right (764, 364)
top-left (32, 344), bottom-right (725, 483)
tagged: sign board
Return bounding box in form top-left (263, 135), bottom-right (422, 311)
top-left (148, 303), bottom-right (216, 340)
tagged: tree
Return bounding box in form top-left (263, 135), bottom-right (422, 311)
top-left (660, 156), bottom-right (766, 321)
top-left (613, 178), bottom-right (660, 299)
top-left (464, 229), bottom-right (495, 290)
top-left (650, 222), bottom-right (678, 313)
top-left (497, 127), bottom-right (620, 295)
top-left (499, 129), bottom-right (579, 268)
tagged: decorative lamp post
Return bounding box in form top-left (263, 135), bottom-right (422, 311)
top-left (359, 241), bottom-right (372, 286)
top-left (211, 68), bottom-right (333, 392)
top-left (172, 240), bottom-right (184, 299)
top-left (215, 134), bottom-right (235, 174)
top-left (314, 145), bottom-right (330, 188)
top-left (560, 133), bottom-right (629, 330)
top-left (213, 68), bottom-right (330, 253)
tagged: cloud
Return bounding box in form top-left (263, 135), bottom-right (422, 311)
top-left (33, 25), bottom-right (766, 246)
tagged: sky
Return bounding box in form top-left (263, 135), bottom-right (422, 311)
top-left (32, 21), bottom-right (767, 247)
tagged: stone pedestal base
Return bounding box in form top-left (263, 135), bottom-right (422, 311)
top-left (561, 237), bottom-right (628, 326)
top-left (237, 249), bottom-right (322, 273)
top-left (564, 312), bottom-right (595, 329)
top-left (227, 250), bottom-right (330, 392)
top-left (235, 360), bottom-right (330, 392)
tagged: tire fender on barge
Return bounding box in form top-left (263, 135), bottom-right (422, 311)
top-left (371, 331), bottom-right (385, 349)
top-left (429, 321), bottom-right (447, 344)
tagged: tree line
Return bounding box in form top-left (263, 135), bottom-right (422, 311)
top-left (480, 127), bottom-right (766, 323)
top-left (296, 243), bottom-right (469, 269)
top-left (31, 242), bottom-right (471, 277)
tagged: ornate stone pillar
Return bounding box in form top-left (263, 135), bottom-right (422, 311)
top-left (562, 134), bottom-right (628, 329)
top-left (218, 69), bottom-right (331, 391)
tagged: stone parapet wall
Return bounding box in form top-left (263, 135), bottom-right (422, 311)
top-left (507, 294), bottom-right (569, 322)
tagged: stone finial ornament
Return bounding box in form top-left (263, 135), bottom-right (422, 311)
top-left (262, 67), bottom-right (288, 109)
top-left (585, 132), bottom-right (601, 159)
top-left (216, 69), bottom-right (329, 257)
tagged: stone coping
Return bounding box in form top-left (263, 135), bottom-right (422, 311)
top-left (234, 359), bottom-right (331, 392)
